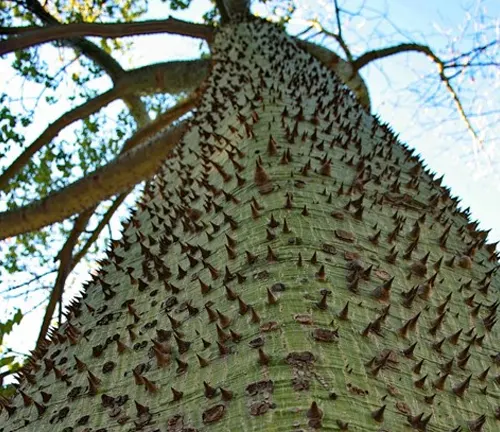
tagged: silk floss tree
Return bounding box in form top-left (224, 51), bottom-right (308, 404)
top-left (1, 1), bottom-right (499, 431)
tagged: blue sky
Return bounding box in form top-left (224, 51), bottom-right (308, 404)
top-left (1, 0), bottom-right (499, 368)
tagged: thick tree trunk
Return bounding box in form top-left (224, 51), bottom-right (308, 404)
top-left (2, 17), bottom-right (499, 432)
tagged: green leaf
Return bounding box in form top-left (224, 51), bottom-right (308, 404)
top-left (0, 356), bottom-right (15, 368)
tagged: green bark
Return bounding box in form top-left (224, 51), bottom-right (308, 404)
top-left (2, 17), bottom-right (499, 432)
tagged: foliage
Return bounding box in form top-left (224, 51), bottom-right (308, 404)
top-left (0, 309), bottom-right (23, 395)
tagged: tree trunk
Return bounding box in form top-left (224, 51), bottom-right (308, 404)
top-left (2, 17), bottom-right (499, 432)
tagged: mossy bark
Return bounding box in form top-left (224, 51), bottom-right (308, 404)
top-left (2, 18), bottom-right (499, 432)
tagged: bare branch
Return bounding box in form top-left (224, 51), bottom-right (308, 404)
top-left (353, 42), bottom-right (437, 71)
top-left (332, 0), bottom-right (353, 61)
top-left (0, 17), bottom-right (214, 57)
top-left (0, 269), bottom-right (56, 294)
top-left (306, 19), bottom-right (353, 62)
top-left (352, 42), bottom-right (485, 149)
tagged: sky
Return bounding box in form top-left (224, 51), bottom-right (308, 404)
top-left (0, 0), bottom-right (499, 374)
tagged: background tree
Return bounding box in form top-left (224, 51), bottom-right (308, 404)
top-left (0, 0), bottom-right (498, 391)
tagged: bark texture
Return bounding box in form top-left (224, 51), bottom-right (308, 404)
top-left (2, 18), bottom-right (500, 432)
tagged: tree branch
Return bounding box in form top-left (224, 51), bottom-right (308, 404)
top-left (121, 95), bottom-right (198, 152)
top-left (122, 59), bottom-right (210, 96)
top-left (0, 60), bottom-right (207, 192)
top-left (0, 17), bottom-right (214, 56)
top-left (0, 119), bottom-right (188, 239)
top-left (353, 42), bottom-right (436, 71)
top-left (0, 269), bottom-right (56, 294)
top-left (352, 42), bottom-right (485, 149)
top-left (23, 0), bottom-right (123, 79)
top-left (332, 0), bottom-right (353, 62)
top-left (35, 211), bottom-right (87, 347)
top-left (22, 0), bottom-right (150, 124)
top-left (70, 192), bottom-right (129, 269)
top-left (0, 88), bottom-right (120, 192)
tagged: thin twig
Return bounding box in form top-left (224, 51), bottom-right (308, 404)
top-left (353, 42), bottom-right (485, 151)
top-left (70, 192), bottom-right (129, 268)
top-left (0, 269), bottom-right (56, 294)
top-left (332, 0), bottom-right (353, 61)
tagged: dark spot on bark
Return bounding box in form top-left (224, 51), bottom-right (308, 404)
top-left (254, 270), bottom-right (270, 280)
top-left (286, 351), bottom-right (315, 364)
top-left (335, 229), bottom-right (355, 242)
top-left (202, 404), bottom-right (225, 424)
top-left (322, 243), bottom-right (337, 254)
top-left (249, 401), bottom-right (271, 416)
top-left (294, 314), bottom-right (313, 325)
top-left (331, 211), bottom-right (345, 220)
top-left (50, 349), bottom-right (62, 359)
top-left (101, 394), bottom-right (115, 407)
top-left (260, 321), bottom-right (279, 332)
top-left (133, 341), bottom-right (148, 351)
top-left (102, 361), bottom-right (116, 374)
top-left (50, 406), bottom-right (70, 424)
top-left (347, 382), bottom-right (368, 396)
top-left (162, 296), bottom-right (178, 312)
top-left (76, 415), bottom-right (90, 425)
top-left (96, 305), bottom-right (108, 314)
top-left (292, 377), bottom-right (310, 391)
top-left (246, 380), bottom-right (274, 396)
top-left (67, 386), bottom-right (82, 400)
top-left (312, 328), bottom-right (339, 342)
top-left (248, 336), bottom-right (265, 348)
top-left (271, 282), bottom-right (286, 292)
top-left (92, 344), bottom-right (105, 357)
top-left (143, 319), bottom-right (158, 330)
